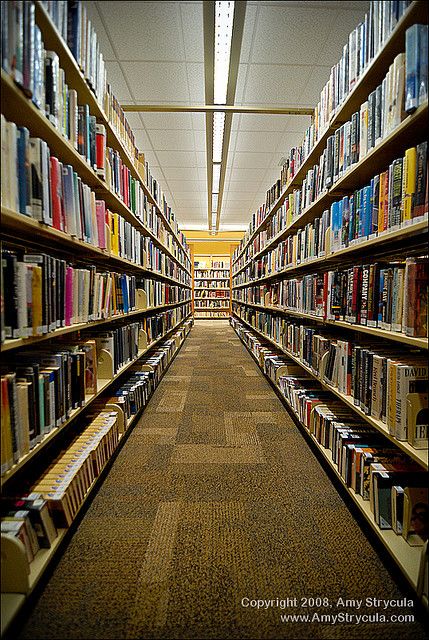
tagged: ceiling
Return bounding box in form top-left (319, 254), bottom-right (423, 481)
top-left (86, 1), bottom-right (369, 231)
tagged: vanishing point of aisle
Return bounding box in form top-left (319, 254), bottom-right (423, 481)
top-left (18, 322), bottom-right (427, 640)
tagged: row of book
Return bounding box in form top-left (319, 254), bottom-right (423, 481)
top-left (1, 248), bottom-right (191, 343)
top-left (0, 3), bottom-right (190, 269)
top-left (232, 305), bottom-right (428, 448)
top-left (0, 115), bottom-right (190, 273)
top-left (194, 269), bottom-right (230, 278)
top-left (194, 283), bottom-right (230, 290)
top-left (233, 255), bottom-right (428, 339)
top-left (233, 13), bottom-right (427, 265)
top-left (194, 300), bottom-right (229, 309)
top-left (231, 316), bottom-right (428, 543)
top-left (232, 142), bottom-right (428, 282)
top-left (139, 279), bottom-right (191, 309)
top-left (1, 320), bottom-right (193, 563)
top-left (0, 307), bottom-right (191, 474)
top-left (194, 291), bottom-right (230, 299)
top-left (194, 310), bottom-right (230, 318)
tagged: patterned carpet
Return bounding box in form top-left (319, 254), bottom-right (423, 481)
top-left (18, 321), bottom-right (427, 640)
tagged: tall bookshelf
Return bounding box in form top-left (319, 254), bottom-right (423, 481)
top-left (231, 1), bottom-right (428, 603)
top-left (0, 1), bottom-right (193, 634)
top-left (193, 254), bottom-right (231, 319)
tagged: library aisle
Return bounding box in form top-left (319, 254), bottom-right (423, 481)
top-left (18, 322), bottom-right (427, 640)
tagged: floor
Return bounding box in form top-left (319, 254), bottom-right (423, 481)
top-left (18, 321), bottom-right (427, 639)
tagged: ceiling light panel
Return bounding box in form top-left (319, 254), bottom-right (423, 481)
top-left (212, 111), bottom-right (225, 163)
top-left (212, 163), bottom-right (221, 192)
top-left (214, 1), bottom-right (235, 105)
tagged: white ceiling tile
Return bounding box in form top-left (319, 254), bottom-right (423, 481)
top-left (237, 114), bottom-right (287, 132)
top-left (234, 64), bottom-right (248, 105)
top-left (97, 1), bottom-right (185, 61)
top-left (229, 167), bottom-right (266, 182)
top-left (186, 63), bottom-right (205, 102)
top-left (105, 61), bottom-right (133, 101)
top-left (240, 5), bottom-right (258, 64)
top-left (244, 64), bottom-right (313, 105)
top-left (180, 3), bottom-right (204, 62)
top-left (282, 114), bottom-right (313, 132)
top-left (297, 66), bottom-right (332, 106)
top-left (228, 130), bottom-right (238, 154)
top-left (197, 167), bottom-right (208, 181)
top-left (121, 62), bottom-right (189, 102)
top-left (85, 2), bottom-right (116, 59)
top-left (224, 192), bottom-right (255, 202)
top-left (195, 152), bottom-right (206, 168)
top-left (231, 113), bottom-right (241, 132)
top-left (167, 180), bottom-right (206, 192)
top-left (163, 167), bottom-right (200, 181)
top-left (139, 112), bottom-right (194, 130)
top-left (233, 152), bottom-right (274, 169)
top-left (317, 8), bottom-right (370, 66)
top-left (223, 180), bottom-right (256, 192)
top-left (193, 130), bottom-right (206, 153)
top-left (276, 130), bottom-right (307, 153)
top-left (149, 129), bottom-right (196, 152)
top-left (250, 5), bottom-right (336, 66)
top-left (133, 131), bottom-right (153, 154)
top-left (122, 111), bottom-right (145, 131)
top-left (155, 150), bottom-right (197, 167)
top-left (191, 113), bottom-right (206, 131)
top-left (235, 130), bottom-right (282, 153)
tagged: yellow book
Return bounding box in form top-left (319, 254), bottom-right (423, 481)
top-left (402, 146), bottom-right (417, 223)
top-left (32, 265), bottom-right (43, 336)
top-left (111, 213), bottom-right (119, 256)
top-left (1, 377), bottom-right (14, 474)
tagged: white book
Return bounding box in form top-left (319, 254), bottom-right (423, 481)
top-left (7, 121), bottom-right (19, 212)
top-left (1, 115), bottom-right (11, 209)
top-left (40, 140), bottom-right (52, 225)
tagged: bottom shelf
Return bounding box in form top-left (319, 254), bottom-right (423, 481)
top-left (231, 318), bottom-right (426, 599)
top-left (0, 318), bottom-right (194, 637)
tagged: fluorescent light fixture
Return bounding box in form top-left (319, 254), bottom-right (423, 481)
top-left (212, 163), bottom-right (221, 192)
top-left (212, 193), bottom-right (219, 211)
top-left (212, 112), bottom-right (225, 163)
top-left (214, 1), bottom-right (234, 105)
top-left (211, 212), bottom-right (217, 226)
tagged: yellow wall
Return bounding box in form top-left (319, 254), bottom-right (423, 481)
top-left (183, 230), bottom-right (244, 257)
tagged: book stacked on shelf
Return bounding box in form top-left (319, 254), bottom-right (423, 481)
top-left (232, 304), bottom-right (428, 450)
top-left (233, 254), bottom-right (428, 340)
top-left (231, 316), bottom-right (428, 547)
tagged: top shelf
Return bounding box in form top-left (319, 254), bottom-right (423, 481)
top-left (232, 0), bottom-right (428, 266)
top-left (32, 1), bottom-right (190, 265)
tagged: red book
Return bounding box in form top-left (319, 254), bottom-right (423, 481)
top-left (95, 124), bottom-right (106, 179)
top-left (95, 201), bottom-right (106, 249)
top-left (49, 157), bottom-right (64, 231)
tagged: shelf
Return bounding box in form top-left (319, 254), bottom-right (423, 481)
top-left (33, 1), bottom-right (191, 269)
top-left (194, 307), bottom-right (230, 311)
top-left (232, 218), bottom-right (428, 289)
top-left (0, 318), bottom-right (193, 637)
top-left (194, 277), bottom-right (230, 281)
top-left (1, 208), bottom-right (191, 290)
top-left (194, 287), bottom-right (230, 291)
top-left (0, 313), bottom-right (192, 487)
top-left (231, 300), bottom-right (428, 350)
top-left (232, 2), bottom-right (428, 267)
top-left (233, 322), bottom-right (423, 592)
top-left (232, 312), bottom-right (428, 469)
top-left (1, 300), bottom-right (190, 354)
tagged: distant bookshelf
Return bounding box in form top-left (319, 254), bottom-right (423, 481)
top-left (193, 255), bottom-right (231, 319)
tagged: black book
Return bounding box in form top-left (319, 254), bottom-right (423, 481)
top-left (89, 115), bottom-right (97, 169)
top-left (414, 141), bottom-right (428, 217)
top-left (2, 250), bottom-right (19, 339)
top-left (350, 112), bottom-right (360, 165)
top-left (325, 135), bottom-right (334, 188)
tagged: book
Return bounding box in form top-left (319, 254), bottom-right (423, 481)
top-left (402, 486), bottom-right (429, 545)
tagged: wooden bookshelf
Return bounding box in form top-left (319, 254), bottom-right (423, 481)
top-left (32, 1), bottom-right (191, 269)
top-left (232, 311), bottom-right (428, 469)
top-left (233, 321), bottom-right (424, 593)
top-left (0, 313), bottom-right (192, 488)
top-left (1, 208), bottom-right (192, 287)
top-left (232, 1), bottom-right (428, 268)
top-left (232, 218), bottom-right (428, 288)
top-left (231, 299), bottom-right (429, 350)
top-left (0, 317), bottom-right (192, 637)
top-left (232, 103), bottom-right (428, 277)
top-left (193, 255), bottom-right (232, 319)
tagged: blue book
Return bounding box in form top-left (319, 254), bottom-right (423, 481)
top-left (363, 184), bottom-right (372, 237)
top-left (330, 201), bottom-right (340, 251)
top-left (418, 24), bottom-right (428, 106)
top-left (356, 189), bottom-right (363, 239)
top-left (405, 24), bottom-right (419, 112)
top-left (348, 194), bottom-right (355, 243)
top-left (67, 1), bottom-right (81, 64)
top-left (377, 269), bottom-right (385, 325)
top-left (17, 126), bottom-right (31, 216)
top-left (122, 276), bottom-right (129, 314)
top-left (62, 165), bottom-right (76, 236)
